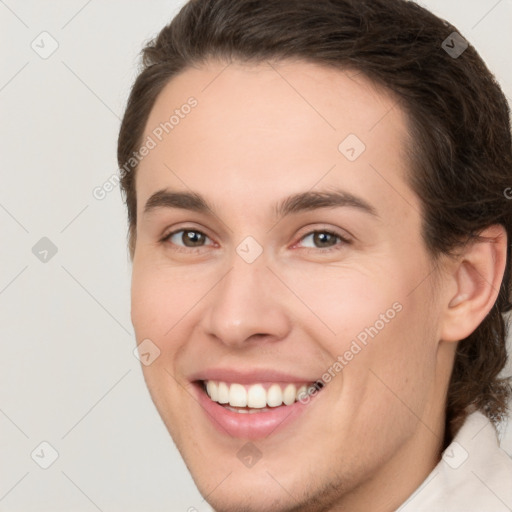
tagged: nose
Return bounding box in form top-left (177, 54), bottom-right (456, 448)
top-left (200, 254), bottom-right (292, 348)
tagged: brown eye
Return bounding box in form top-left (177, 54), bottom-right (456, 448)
top-left (313, 232), bottom-right (338, 248)
top-left (299, 230), bottom-right (347, 250)
top-left (164, 229), bottom-right (211, 248)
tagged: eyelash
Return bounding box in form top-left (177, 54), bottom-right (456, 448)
top-left (160, 227), bottom-right (351, 254)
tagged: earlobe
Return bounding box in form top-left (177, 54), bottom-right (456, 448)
top-left (440, 224), bottom-right (507, 343)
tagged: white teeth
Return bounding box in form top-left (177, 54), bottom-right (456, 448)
top-left (218, 382), bottom-right (229, 404)
top-left (206, 381), bottom-right (218, 402)
top-left (229, 383), bottom-right (247, 407)
top-left (283, 384), bottom-right (296, 405)
top-left (247, 384), bottom-right (267, 408)
top-left (204, 380), bottom-right (321, 409)
top-left (267, 384), bottom-right (283, 407)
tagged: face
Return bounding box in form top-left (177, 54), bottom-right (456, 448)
top-left (130, 60), bottom-right (452, 511)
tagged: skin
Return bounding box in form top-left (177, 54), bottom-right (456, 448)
top-left (129, 59), bottom-right (506, 511)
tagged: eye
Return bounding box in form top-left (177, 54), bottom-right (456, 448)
top-left (296, 230), bottom-right (350, 251)
top-left (161, 228), bottom-right (214, 251)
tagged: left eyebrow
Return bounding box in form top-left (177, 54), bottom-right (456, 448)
top-left (275, 189), bottom-right (379, 219)
top-left (142, 188), bottom-right (379, 219)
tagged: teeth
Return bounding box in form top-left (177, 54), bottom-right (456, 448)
top-left (247, 384), bottom-right (267, 408)
top-left (229, 383), bottom-right (247, 407)
top-left (203, 380), bottom-right (321, 409)
top-left (283, 384), bottom-right (296, 405)
top-left (225, 406), bottom-right (272, 414)
top-left (267, 384), bottom-right (283, 407)
top-left (297, 385), bottom-right (307, 401)
top-left (218, 382), bottom-right (229, 404)
top-left (206, 381), bottom-right (218, 401)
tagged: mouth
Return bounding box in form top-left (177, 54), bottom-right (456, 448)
top-left (192, 378), bottom-right (324, 439)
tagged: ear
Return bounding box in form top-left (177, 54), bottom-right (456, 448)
top-left (440, 224), bottom-right (508, 343)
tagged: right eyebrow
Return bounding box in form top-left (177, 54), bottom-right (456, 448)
top-left (143, 189), bottom-right (213, 215)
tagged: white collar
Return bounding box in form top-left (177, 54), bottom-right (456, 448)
top-left (398, 411), bottom-right (512, 511)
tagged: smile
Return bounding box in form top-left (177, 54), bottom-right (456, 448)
top-left (193, 377), bottom-right (325, 439)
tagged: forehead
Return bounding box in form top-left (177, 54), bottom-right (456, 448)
top-left (136, 59), bottom-right (417, 221)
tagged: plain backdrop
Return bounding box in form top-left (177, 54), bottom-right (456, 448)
top-left (1, 1), bottom-right (511, 511)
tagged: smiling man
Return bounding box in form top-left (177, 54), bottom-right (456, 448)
top-left (117, 0), bottom-right (512, 510)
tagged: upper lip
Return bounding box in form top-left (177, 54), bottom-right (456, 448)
top-left (188, 368), bottom-right (319, 384)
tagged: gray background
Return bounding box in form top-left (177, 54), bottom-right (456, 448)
top-left (1, 1), bottom-right (511, 511)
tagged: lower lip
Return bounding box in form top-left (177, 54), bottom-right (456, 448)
top-left (193, 383), bottom-right (319, 440)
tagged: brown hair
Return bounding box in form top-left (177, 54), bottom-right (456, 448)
top-left (117, 0), bottom-right (512, 440)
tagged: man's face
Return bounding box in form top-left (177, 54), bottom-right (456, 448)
top-left (131, 60), bottom-right (449, 511)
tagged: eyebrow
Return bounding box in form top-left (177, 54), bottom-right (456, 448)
top-left (143, 188), bottom-right (378, 219)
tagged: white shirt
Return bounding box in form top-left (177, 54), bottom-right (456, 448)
top-left (398, 411), bottom-right (512, 511)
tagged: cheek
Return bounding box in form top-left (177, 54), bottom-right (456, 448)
top-left (277, 261), bottom-right (402, 344)
top-left (130, 259), bottom-right (205, 339)
top-left (130, 261), bottom-right (203, 440)
top-left (288, 259), bottom-right (439, 411)
top-left (337, 289), bottom-right (440, 440)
